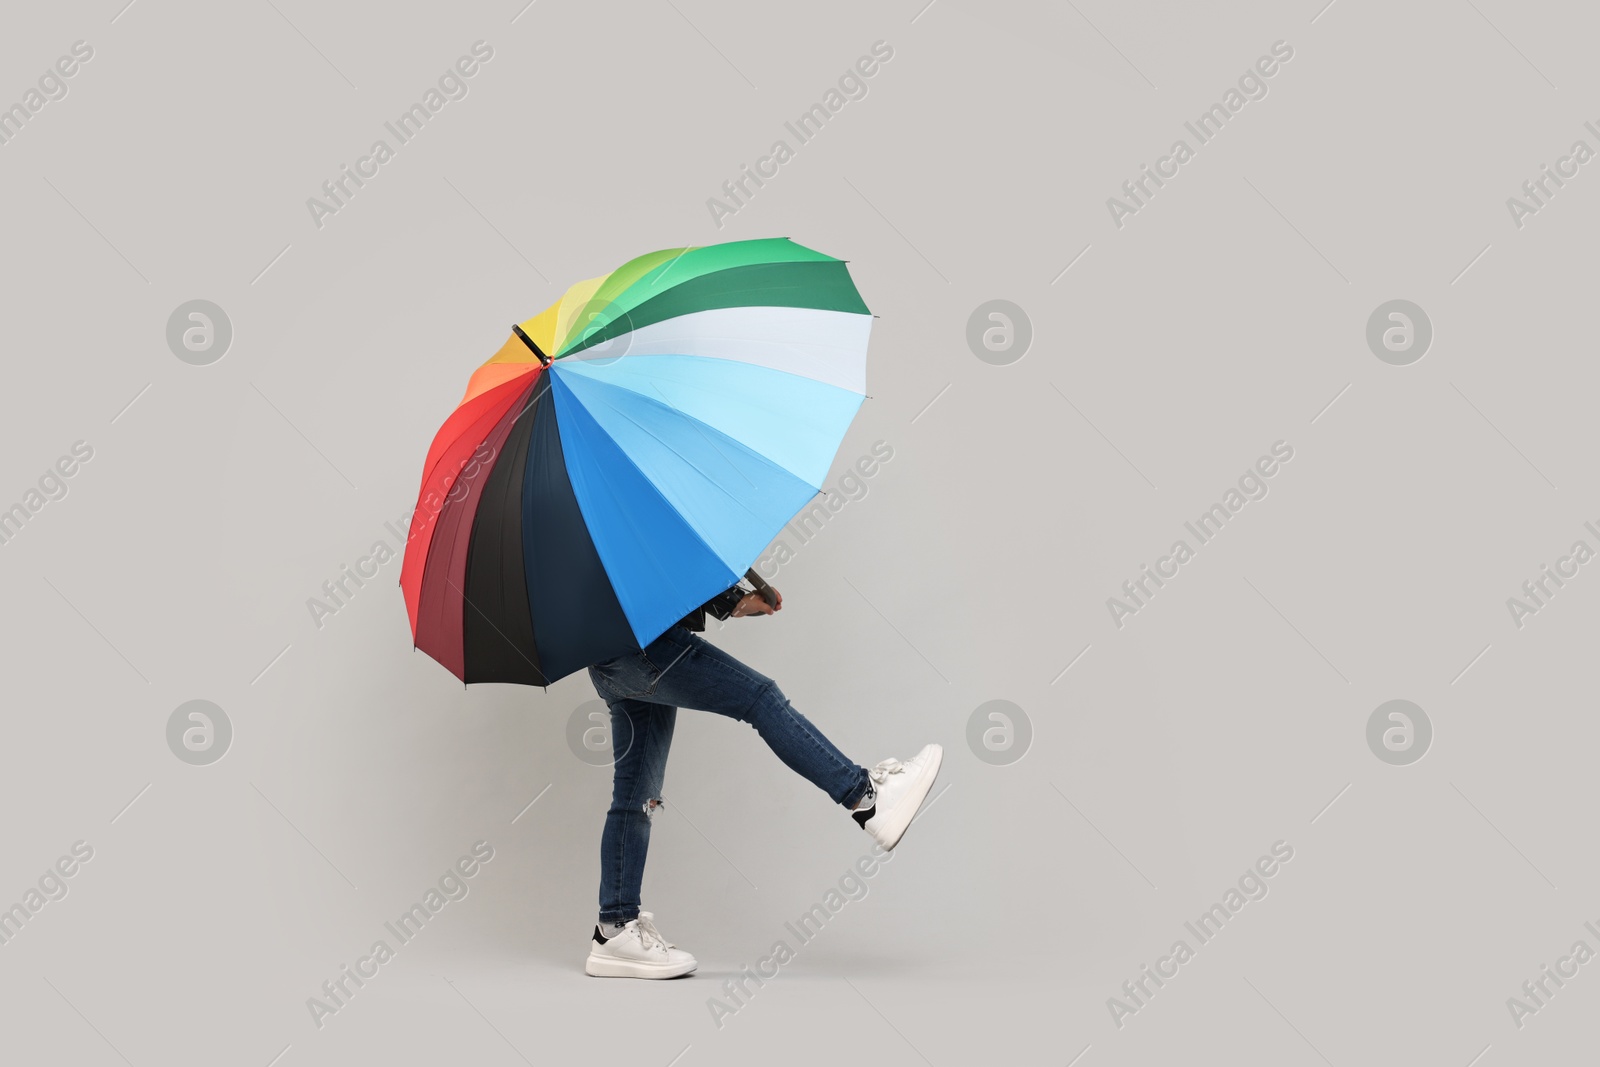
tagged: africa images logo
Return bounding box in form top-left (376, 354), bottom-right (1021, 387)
top-left (1107, 840), bottom-right (1295, 1029)
top-left (305, 41), bottom-right (495, 229)
top-left (305, 841), bottom-right (495, 1029)
top-left (1106, 441), bottom-right (1295, 628)
top-left (1105, 40), bottom-right (1296, 229)
top-left (706, 41), bottom-right (894, 228)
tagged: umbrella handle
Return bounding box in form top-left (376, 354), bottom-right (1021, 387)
top-left (512, 324), bottom-right (551, 367)
top-left (744, 568), bottom-right (779, 609)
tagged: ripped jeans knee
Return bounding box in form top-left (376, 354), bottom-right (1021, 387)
top-left (643, 796), bottom-right (664, 820)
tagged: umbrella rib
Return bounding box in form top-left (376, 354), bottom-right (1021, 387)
top-left (508, 377), bottom-right (552, 429)
top-left (563, 252), bottom-right (851, 355)
top-left (562, 328), bottom-right (869, 395)
top-left (565, 364), bottom-right (828, 490)
top-left (647, 381), bottom-right (758, 490)
top-left (445, 577), bottom-right (545, 682)
top-left (566, 334), bottom-right (856, 357)
top-left (550, 380), bottom-right (742, 624)
top-left (439, 375), bottom-right (551, 684)
top-left (413, 370), bottom-right (539, 497)
top-left (573, 304), bottom-right (869, 353)
top-left (563, 256), bottom-right (688, 352)
top-left (574, 375), bottom-right (796, 525)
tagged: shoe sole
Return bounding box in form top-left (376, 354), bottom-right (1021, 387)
top-left (584, 955), bottom-right (697, 979)
top-left (875, 744), bottom-right (943, 851)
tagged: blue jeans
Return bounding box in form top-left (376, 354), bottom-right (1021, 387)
top-left (587, 625), bottom-right (870, 924)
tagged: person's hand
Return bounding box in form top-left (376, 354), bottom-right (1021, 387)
top-left (731, 587), bottom-right (782, 617)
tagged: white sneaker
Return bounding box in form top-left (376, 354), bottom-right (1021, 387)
top-left (584, 911), bottom-right (697, 979)
top-left (853, 744), bottom-right (943, 851)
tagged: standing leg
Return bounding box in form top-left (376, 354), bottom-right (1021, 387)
top-left (596, 696), bottom-right (676, 926)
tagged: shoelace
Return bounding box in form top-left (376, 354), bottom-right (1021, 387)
top-left (869, 757), bottom-right (904, 784)
top-left (635, 913), bottom-right (672, 952)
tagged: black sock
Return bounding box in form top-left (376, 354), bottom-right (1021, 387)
top-left (851, 783), bottom-right (877, 827)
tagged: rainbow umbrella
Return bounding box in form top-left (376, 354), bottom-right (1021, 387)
top-left (401, 237), bottom-right (872, 685)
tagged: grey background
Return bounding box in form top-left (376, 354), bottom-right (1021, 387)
top-left (1, 0), bottom-right (1595, 1064)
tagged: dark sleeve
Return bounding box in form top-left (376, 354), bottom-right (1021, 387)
top-left (703, 582), bottom-right (749, 621)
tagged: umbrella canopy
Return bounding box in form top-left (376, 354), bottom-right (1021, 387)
top-left (401, 237), bottom-right (872, 686)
